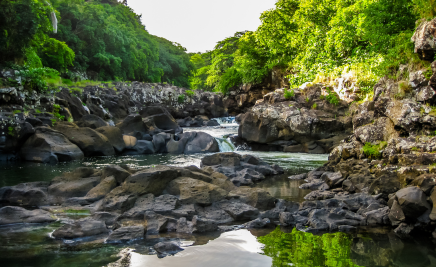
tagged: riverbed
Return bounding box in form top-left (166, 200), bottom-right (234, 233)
top-left (1, 122), bottom-right (436, 267)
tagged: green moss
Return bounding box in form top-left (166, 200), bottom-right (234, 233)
top-left (312, 103), bottom-right (317, 109)
top-left (362, 141), bottom-right (387, 159)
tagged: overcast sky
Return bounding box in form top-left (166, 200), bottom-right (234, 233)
top-left (127, 0), bottom-right (277, 53)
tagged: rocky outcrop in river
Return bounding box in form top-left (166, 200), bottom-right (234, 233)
top-left (236, 84), bottom-right (353, 153)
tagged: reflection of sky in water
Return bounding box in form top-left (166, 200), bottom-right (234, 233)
top-left (130, 230), bottom-right (272, 267)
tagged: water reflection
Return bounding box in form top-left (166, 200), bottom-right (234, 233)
top-left (129, 230), bottom-right (272, 267)
top-left (258, 227), bottom-right (436, 267)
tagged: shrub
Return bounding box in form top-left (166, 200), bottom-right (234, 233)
top-left (284, 88), bottom-right (295, 99)
top-left (325, 88), bottom-right (339, 105)
top-left (178, 94), bottom-right (185, 103)
top-left (186, 90), bottom-right (195, 97)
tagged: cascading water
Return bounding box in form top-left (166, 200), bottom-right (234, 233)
top-left (216, 137), bottom-right (235, 152)
top-left (45, 1), bottom-right (58, 33)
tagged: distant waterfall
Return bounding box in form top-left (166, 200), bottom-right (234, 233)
top-left (45, 1), bottom-right (58, 33)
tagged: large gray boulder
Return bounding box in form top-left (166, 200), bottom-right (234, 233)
top-left (76, 114), bottom-right (108, 129)
top-left (20, 127), bottom-right (84, 164)
top-left (395, 186), bottom-right (431, 218)
top-left (96, 126), bottom-right (126, 153)
top-left (183, 132), bottom-right (219, 154)
top-left (54, 122), bottom-right (115, 156)
top-left (0, 182), bottom-right (49, 207)
top-left (0, 206), bottom-right (56, 225)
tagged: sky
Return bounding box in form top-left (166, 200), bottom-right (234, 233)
top-left (127, 0), bottom-right (278, 53)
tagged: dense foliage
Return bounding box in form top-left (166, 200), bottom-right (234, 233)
top-left (191, 0), bottom-right (435, 94)
top-left (258, 227), bottom-right (361, 267)
top-left (0, 0), bottom-right (193, 90)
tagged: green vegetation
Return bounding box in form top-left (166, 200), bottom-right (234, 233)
top-left (7, 126), bottom-right (15, 137)
top-left (258, 227), bottom-right (361, 267)
top-left (0, 0), bottom-right (193, 91)
top-left (325, 88), bottom-right (340, 105)
top-left (284, 88), bottom-right (295, 99)
top-left (312, 103), bottom-right (317, 109)
top-left (186, 90), bottom-right (195, 97)
top-left (178, 94), bottom-right (186, 103)
top-left (189, 0), bottom-right (433, 95)
top-left (362, 141), bottom-right (387, 159)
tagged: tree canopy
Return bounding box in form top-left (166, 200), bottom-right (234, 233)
top-left (0, 0), bottom-right (193, 88)
top-left (190, 0), bottom-right (434, 95)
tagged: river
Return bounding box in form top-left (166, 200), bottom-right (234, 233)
top-left (1, 120), bottom-right (435, 267)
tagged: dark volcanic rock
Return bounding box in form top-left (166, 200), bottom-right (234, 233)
top-left (76, 114), bottom-right (108, 129)
top-left (106, 226), bottom-right (145, 243)
top-left (0, 206), bottom-right (56, 225)
top-left (20, 127), bottom-right (84, 164)
top-left (52, 219), bottom-right (109, 239)
top-left (54, 122), bottom-right (115, 156)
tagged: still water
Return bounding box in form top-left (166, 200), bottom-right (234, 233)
top-left (1, 124), bottom-right (435, 267)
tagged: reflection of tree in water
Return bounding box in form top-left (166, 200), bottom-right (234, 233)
top-left (258, 227), bottom-right (362, 267)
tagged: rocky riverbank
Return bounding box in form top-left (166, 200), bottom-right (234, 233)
top-left (276, 61), bottom-right (436, 237)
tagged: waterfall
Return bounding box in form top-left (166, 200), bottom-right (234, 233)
top-left (45, 1), bottom-right (58, 33)
top-left (215, 137), bottom-right (235, 152)
top-left (214, 117), bottom-right (238, 126)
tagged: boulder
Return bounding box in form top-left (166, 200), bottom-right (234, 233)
top-left (85, 176), bottom-right (117, 200)
top-left (0, 206), bottom-right (56, 225)
top-left (121, 166), bottom-right (181, 196)
top-left (48, 177), bottom-right (101, 204)
top-left (145, 211), bottom-right (169, 234)
top-left (166, 177), bottom-right (228, 205)
top-left (96, 126), bottom-right (126, 153)
top-left (228, 187), bottom-right (275, 210)
top-left (106, 226), bottom-right (145, 243)
top-left (123, 135), bottom-right (137, 149)
top-left (183, 132), bottom-right (219, 154)
top-left (52, 219), bottom-right (109, 239)
top-left (153, 194), bottom-right (180, 215)
top-left (76, 114), bottom-right (108, 129)
top-left (395, 187), bottom-right (431, 218)
top-left (216, 200), bottom-right (259, 220)
top-left (152, 133), bottom-right (167, 153)
top-left (176, 217), bottom-right (194, 233)
top-left (195, 204), bottom-right (233, 224)
top-left (53, 122), bottom-right (115, 156)
top-left (116, 114), bottom-right (147, 136)
top-left (102, 165), bottom-right (131, 185)
top-left (192, 215), bottom-right (219, 232)
top-left (0, 182), bottom-right (49, 207)
top-left (321, 172), bottom-right (344, 188)
top-left (411, 18), bottom-right (436, 61)
top-left (118, 194), bottom-right (155, 221)
top-left (20, 127), bottom-right (84, 164)
top-left (388, 200), bottom-right (406, 226)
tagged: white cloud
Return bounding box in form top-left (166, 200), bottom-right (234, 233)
top-left (126, 0), bottom-right (277, 53)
